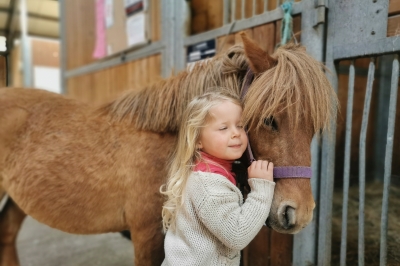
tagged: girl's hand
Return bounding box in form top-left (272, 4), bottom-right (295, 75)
top-left (248, 160), bottom-right (273, 181)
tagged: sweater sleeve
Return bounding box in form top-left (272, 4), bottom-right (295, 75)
top-left (193, 177), bottom-right (275, 250)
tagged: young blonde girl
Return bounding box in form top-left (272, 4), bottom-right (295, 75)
top-left (161, 91), bottom-right (275, 266)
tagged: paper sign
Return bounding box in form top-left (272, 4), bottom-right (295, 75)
top-left (126, 12), bottom-right (146, 47)
top-left (105, 0), bottom-right (114, 28)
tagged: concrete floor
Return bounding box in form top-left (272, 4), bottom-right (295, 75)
top-left (16, 216), bottom-right (134, 266)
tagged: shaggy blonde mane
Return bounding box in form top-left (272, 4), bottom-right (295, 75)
top-left (99, 43), bottom-right (337, 134)
top-left (99, 46), bottom-right (248, 133)
top-left (243, 43), bottom-right (338, 133)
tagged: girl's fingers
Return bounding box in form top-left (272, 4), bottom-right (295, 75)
top-left (261, 160), bottom-right (269, 170)
top-left (268, 162), bottom-right (274, 171)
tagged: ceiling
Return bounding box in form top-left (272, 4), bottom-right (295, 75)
top-left (0, 0), bottom-right (59, 42)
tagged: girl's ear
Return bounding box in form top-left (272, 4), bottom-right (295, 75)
top-left (197, 141), bottom-right (203, 150)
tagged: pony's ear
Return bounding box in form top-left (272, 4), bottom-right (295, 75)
top-left (240, 32), bottom-right (276, 73)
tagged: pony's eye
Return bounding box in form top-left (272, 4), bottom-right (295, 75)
top-left (264, 117), bottom-right (278, 131)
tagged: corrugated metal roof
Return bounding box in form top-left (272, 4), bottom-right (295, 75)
top-left (0, 0), bottom-right (59, 40)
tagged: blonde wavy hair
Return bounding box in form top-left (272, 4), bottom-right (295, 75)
top-left (161, 90), bottom-right (242, 232)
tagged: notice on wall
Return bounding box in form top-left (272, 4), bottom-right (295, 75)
top-left (105, 0), bottom-right (114, 28)
top-left (126, 12), bottom-right (146, 47)
top-left (187, 39), bottom-right (216, 70)
top-left (124, 0), bottom-right (146, 15)
top-left (93, 0), bottom-right (149, 59)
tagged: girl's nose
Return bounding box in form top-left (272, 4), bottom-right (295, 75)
top-left (232, 128), bottom-right (240, 138)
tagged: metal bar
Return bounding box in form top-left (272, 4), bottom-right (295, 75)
top-left (293, 0), bottom-right (326, 263)
top-left (317, 14), bottom-right (339, 263)
top-left (184, 2), bottom-right (302, 46)
top-left (59, 0), bottom-right (67, 94)
top-left (5, 0), bottom-right (17, 35)
top-left (358, 58), bottom-right (375, 266)
top-left (161, 0), bottom-right (173, 77)
top-left (339, 60), bottom-right (355, 266)
top-left (6, 0), bottom-right (19, 52)
top-left (20, 0), bottom-right (32, 87)
top-left (253, 0), bottom-right (256, 16)
top-left (231, 0), bottom-right (236, 22)
top-left (173, 0), bottom-right (189, 72)
top-left (264, 0), bottom-right (268, 11)
top-left (241, 0), bottom-right (245, 19)
top-left (65, 42), bottom-right (164, 79)
top-left (293, 136), bottom-right (320, 265)
top-left (380, 55), bottom-right (399, 266)
top-left (223, 0), bottom-right (230, 25)
top-left (334, 36), bottom-right (400, 60)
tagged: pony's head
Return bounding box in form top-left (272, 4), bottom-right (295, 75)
top-left (239, 33), bottom-right (337, 234)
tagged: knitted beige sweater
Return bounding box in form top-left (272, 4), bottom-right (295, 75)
top-left (162, 171), bottom-right (275, 266)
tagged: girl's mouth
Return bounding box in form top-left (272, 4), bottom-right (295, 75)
top-left (229, 144), bottom-right (242, 148)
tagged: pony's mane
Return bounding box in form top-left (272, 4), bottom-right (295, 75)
top-left (98, 46), bottom-right (248, 132)
top-left (99, 43), bottom-right (337, 134)
top-left (243, 43), bottom-right (338, 133)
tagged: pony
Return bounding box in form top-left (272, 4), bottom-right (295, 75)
top-left (0, 33), bottom-right (337, 266)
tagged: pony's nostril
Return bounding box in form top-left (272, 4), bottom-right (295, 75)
top-left (281, 206), bottom-right (296, 229)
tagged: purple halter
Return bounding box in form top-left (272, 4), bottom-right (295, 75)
top-left (241, 69), bottom-right (312, 179)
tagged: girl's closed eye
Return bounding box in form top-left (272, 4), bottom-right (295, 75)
top-left (219, 127), bottom-right (227, 131)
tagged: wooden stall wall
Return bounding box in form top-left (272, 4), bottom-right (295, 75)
top-left (65, 0), bottom-right (161, 71)
top-left (65, 0), bottom-right (162, 103)
top-left (191, 0), bottom-right (300, 35)
top-left (67, 54), bottom-right (161, 104)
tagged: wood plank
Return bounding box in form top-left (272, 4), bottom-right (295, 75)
top-left (389, 0), bottom-right (400, 16)
top-left (387, 14), bottom-right (400, 37)
top-left (190, 0), bottom-right (208, 34)
top-left (0, 55), bottom-right (7, 87)
top-left (31, 39), bottom-right (60, 67)
top-left (216, 34), bottom-right (236, 54)
top-left (10, 44), bottom-right (22, 87)
top-left (150, 0), bottom-right (161, 41)
top-left (65, 0), bottom-right (96, 70)
top-left (253, 22), bottom-right (276, 54)
top-left (270, 231), bottom-right (293, 265)
top-left (207, 0), bottom-right (223, 29)
top-left (243, 227), bottom-right (271, 266)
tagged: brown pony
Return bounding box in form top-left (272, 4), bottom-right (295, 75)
top-left (0, 34), bottom-right (337, 266)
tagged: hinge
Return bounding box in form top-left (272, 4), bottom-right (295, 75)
top-left (313, 0), bottom-right (328, 27)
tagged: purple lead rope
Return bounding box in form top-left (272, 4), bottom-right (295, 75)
top-left (241, 69), bottom-right (312, 179)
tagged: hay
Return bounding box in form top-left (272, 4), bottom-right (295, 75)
top-left (332, 179), bottom-right (400, 265)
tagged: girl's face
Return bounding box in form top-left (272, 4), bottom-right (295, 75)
top-left (197, 100), bottom-right (248, 160)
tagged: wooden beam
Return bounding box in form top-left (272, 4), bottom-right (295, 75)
top-left (389, 0), bottom-right (400, 16)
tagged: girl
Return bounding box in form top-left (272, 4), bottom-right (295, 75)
top-left (161, 91), bottom-right (275, 266)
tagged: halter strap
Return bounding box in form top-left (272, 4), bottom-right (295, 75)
top-left (240, 68), bottom-right (312, 179)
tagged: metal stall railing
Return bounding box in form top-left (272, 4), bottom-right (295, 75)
top-left (319, 0), bottom-right (398, 265)
top-left (60, 0), bottom-right (329, 265)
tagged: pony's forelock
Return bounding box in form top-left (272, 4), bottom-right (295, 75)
top-left (243, 43), bottom-right (338, 133)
